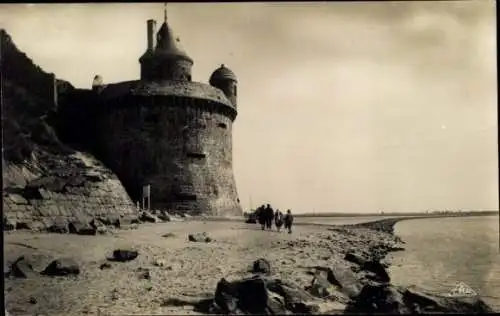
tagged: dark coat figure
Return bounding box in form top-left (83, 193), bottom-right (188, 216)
top-left (284, 209), bottom-right (294, 234)
top-left (264, 204), bottom-right (274, 230)
top-left (256, 205), bottom-right (266, 230)
top-left (274, 210), bottom-right (284, 232)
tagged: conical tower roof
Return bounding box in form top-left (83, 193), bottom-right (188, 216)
top-left (153, 8), bottom-right (193, 63)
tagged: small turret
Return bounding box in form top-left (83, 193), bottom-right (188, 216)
top-left (209, 64), bottom-right (237, 107)
top-left (92, 74), bottom-right (103, 91)
top-left (139, 5), bottom-right (193, 82)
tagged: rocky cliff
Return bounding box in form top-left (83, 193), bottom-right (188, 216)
top-left (1, 29), bottom-right (138, 232)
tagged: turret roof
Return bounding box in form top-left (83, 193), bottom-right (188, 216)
top-left (153, 13), bottom-right (193, 63)
top-left (209, 64), bottom-right (237, 82)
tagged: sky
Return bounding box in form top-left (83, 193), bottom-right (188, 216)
top-left (0, 2), bottom-right (498, 214)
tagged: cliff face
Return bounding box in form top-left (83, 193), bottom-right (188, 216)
top-left (1, 29), bottom-right (138, 231)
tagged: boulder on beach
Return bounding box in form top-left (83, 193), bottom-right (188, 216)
top-left (109, 249), bottom-right (139, 262)
top-left (214, 276), bottom-right (270, 314)
top-left (115, 216), bottom-right (140, 229)
top-left (306, 274), bottom-right (345, 300)
top-left (139, 211), bottom-right (160, 223)
top-left (188, 232), bottom-right (212, 243)
top-left (68, 220), bottom-right (96, 235)
top-left (403, 285), bottom-right (493, 314)
top-left (157, 210), bottom-right (171, 222)
top-left (252, 258), bottom-right (271, 275)
top-left (266, 278), bottom-right (317, 307)
top-left (321, 265), bottom-right (363, 299)
top-left (46, 218), bottom-right (70, 234)
top-left (210, 275), bottom-right (344, 315)
top-left (347, 283), bottom-right (411, 314)
top-left (344, 251), bottom-right (368, 266)
top-left (361, 260), bottom-right (391, 283)
top-left (41, 258), bottom-right (80, 276)
top-left (97, 215), bottom-right (121, 227)
top-left (14, 221), bottom-right (32, 230)
top-left (345, 283), bottom-right (494, 315)
top-left (10, 256), bottom-right (37, 278)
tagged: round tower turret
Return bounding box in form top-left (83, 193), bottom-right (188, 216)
top-left (139, 7), bottom-right (193, 82)
top-left (209, 64), bottom-right (237, 107)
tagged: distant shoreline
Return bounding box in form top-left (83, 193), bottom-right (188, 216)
top-left (294, 212), bottom-right (498, 233)
top-left (293, 210), bottom-right (498, 218)
top-left (192, 211), bottom-right (498, 228)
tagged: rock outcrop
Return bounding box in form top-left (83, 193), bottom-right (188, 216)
top-left (3, 152), bottom-right (138, 232)
top-left (201, 260), bottom-right (494, 315)
top-left (1, 29), bottom-right (138, 232)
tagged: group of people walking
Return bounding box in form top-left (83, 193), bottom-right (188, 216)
top-left (255, 204), bottom-right (294, 233)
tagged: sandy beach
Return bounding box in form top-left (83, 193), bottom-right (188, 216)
top-left (4, 219), bottom-right (402, 315)
top-left (5, 217), bottom-right (495, 316)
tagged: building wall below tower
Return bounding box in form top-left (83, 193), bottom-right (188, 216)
top-left (93, 96), bottom-right (242, 216)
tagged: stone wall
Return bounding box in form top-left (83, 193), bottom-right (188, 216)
top-left (140, 57), bottom-right (193, 81)
top-left (92, 95), bottom-right (242, 216)
top-left (3, 151), bottom-right (138, 231)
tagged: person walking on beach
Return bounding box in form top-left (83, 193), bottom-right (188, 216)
top-left (274, 209), bottom-right (284, 232)
top-left (256, 205), bottom-right (266, 230)
top-left (284, 209), bottom-right (294, 234)
top-left (264, 204), bottom-right (274, 230)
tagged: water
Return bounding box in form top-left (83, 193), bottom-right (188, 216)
top-left (388, 216), bottom-right (500, 311)
top-left (298, 215), bottom-right (500, 310)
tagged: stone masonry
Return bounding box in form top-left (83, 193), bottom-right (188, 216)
top-left (3, 151), bottom-right (138, 231)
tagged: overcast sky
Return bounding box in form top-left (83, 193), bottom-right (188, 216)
top-left (0, 2), bottom-right (497, 213)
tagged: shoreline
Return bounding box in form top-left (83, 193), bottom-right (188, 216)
top-left (193, 211), bottom-right (498, 226)
top-left (4, 216), bottom-right (495, 315)
top-left (293, 211), bottom-right (498, 218)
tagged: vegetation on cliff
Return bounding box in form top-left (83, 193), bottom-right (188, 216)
top-left (1, 29), bottom-right (137, 233)
top-left (1, 29), bottom-right (74, 164)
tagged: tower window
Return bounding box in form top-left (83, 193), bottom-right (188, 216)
top-left (233, 85), bottom-right (237, 97)
top-left (218, 123), bottom-right (227, 129)
top-left (187, 152), bottom-right (206, 159)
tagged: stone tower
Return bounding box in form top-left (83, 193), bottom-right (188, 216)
top-left (82, 7), bottom-right (242, 216)
top-left (210, 64), bottom-right (238, 108)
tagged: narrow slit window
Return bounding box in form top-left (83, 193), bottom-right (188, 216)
top-left (186, 152), bottom-right (206, 159)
